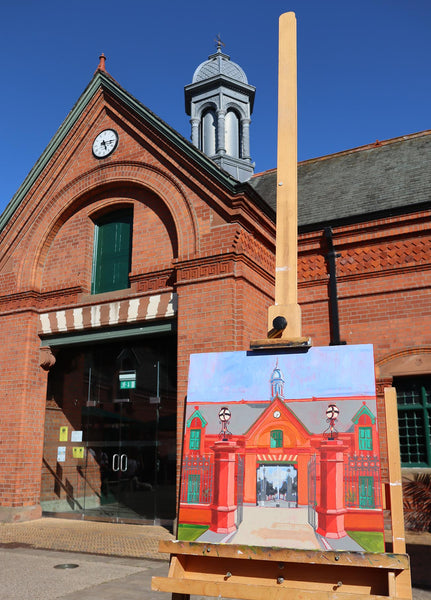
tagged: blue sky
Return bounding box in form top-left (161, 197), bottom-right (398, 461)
top-left (1, 0), bottom-right (430, 214)
top-left (187, 345), bottom-right (376, 402)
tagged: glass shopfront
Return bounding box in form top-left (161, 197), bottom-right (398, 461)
top-left (41, 330), bottom-right (177, 527)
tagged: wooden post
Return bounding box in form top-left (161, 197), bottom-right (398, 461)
top-left (384, 387), bottom-right (412, 600)
top-left (267, 12), bottom-right (302, 339)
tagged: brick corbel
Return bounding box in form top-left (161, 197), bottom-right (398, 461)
top-left (39, 346), bottom-right (56, 371)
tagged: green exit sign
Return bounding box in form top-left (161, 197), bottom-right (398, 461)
top-left (119, 371), bottom-right (136, 390)
top-left (120, 380), bottom-right (136, 389)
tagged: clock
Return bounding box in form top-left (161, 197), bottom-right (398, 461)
top-left (273, 410), bottom-right (281, 419)
top-left (92, 129), bottom-right (119, 158)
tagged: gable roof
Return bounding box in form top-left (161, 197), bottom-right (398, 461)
top-left (184, 397), bottom-right (371, 436)
top-left (351, 403), bottom-right (376, 425)
top-left (250, 130), bottom-right (431, 230)
top-left (0, 70), bottom-right (272, 235)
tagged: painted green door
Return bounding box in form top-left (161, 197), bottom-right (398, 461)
top-left (92, 211), bottom-right (132, 294)
top-left (187, 474), bottom-right (201, 503)
top-left (359, 476), bottom-right (375, 508)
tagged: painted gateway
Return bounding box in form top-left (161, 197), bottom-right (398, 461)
top-left (178, 346), bottom-right (385, 552)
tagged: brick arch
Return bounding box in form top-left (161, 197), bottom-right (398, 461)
top-left (18, 161), bottom-right (199, 290)
top-left (376, 347), bottom-right (431, 379)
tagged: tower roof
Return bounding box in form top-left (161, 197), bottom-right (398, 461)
top-left (192, 47), bottom-right (248, 84)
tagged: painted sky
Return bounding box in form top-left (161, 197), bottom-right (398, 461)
top-left (187, 345), bottom-right (376, 403)
top-left (1, 1), bottom-right (431, 214)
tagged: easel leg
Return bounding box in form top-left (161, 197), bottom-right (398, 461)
top-left (385, 387), bottom-right (413, 600)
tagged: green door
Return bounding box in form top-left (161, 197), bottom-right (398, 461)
top-left (187, 474), bottom-right (201, 503)
top-left (359, 476), bottom-right (375, 508)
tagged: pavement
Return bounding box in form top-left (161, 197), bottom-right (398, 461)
top-left (0, 517), bottom-right (174, 561)
top-left (0, 546), bottom-right (170, 600)
top-left (0, 518), bottom-right (431, 599)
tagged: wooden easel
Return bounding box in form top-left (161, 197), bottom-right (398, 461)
top-left (152, 12), bottom-right (412, 600)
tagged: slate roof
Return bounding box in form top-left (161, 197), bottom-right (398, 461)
top-left (249, 131), bottom-right (431, 230)
top-left (185, 398), bottom-right (373, 436)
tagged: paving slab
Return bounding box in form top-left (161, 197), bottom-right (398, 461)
top-left (0, 517), bottom-right (173, 560)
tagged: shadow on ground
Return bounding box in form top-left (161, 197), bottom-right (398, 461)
top-left (386, 541), bottom-right (431, 590)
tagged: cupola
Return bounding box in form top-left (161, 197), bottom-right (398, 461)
top-left (270, 360), bottom-right (285, 400)
top-left (185, 40), bottom-right (256, 182)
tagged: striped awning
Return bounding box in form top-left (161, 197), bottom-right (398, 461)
top-left (38, 292), bottom-right (177, 336)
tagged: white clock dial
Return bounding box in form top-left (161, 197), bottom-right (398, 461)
top-left (273, 410), bottom-right (281, 419)
top-left (92, 129), bottom-right (119, 158)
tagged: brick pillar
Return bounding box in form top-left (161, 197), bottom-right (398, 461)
top-left (0, 312), bottom-right (47, 522)
top-left (210, 440), bottom-right (238, 534)
top-left (316, 439), bottom-right (348, 539)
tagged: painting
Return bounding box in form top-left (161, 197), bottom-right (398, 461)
top-left (177, 344), bottom-right (385, 553)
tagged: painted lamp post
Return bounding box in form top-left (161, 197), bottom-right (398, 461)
top-left (210, 407), bottom-right (238, 534)
top-left (325, 403), bottom-right (340, 440)
top-left (218, 406), bottom-right (232, 441)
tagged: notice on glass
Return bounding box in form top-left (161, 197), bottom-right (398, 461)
top-left (59, 426), bottom-right (68, 442)
top-left (57, 446), bottom-right (66, 462)
top-left (73, 447), bottom-right (84, 459)
top-left (71, 430), bottom-right (83, 442)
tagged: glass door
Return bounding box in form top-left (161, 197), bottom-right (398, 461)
top-left (42, 334), bottom-right (177, 527)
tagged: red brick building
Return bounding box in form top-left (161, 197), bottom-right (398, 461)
top-left (0, 52), bottom-right (429, 526)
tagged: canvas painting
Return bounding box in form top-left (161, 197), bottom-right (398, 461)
top-left (178, 344), bottom-right (385, 553)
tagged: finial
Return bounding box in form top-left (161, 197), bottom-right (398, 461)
top-left (214, 34), bottom-right (225, 52)
top-left (97, 53), bottom-right (106, 72)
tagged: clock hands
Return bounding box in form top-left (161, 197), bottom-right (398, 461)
top-left (100, 139), bottom-right (114, 148)
top-left (93, 129), bottom-right (118, 158)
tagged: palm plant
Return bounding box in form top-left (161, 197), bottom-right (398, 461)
top-left (403, 473), bottom-right (431, 532)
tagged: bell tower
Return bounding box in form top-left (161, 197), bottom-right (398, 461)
top-left (185, 40), bottom-right (255, 182)
top-left (270, 360), bottom-right (285, 400)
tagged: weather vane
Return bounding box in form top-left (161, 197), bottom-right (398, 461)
top-left (215, 34), bottom-right (225, 51)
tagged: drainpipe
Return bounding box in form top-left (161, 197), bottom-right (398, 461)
top-left (323, 227), bottom-right (346, 346)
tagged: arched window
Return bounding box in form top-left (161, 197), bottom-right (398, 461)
top-left (201, 108), bottom-right (217, 156)
top-left (225, 109), bottom-right (240, 158)
top-left (270, 430), bottom-right (283, 448)
top-left (91, 208), bottom-right (133, 294)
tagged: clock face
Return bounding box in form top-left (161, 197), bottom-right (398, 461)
top-left (273, 410), bottom-right (281, 419)
top-left (92, 129), bottom-right (119, 158)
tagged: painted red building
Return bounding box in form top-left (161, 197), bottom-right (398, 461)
top-left (0, 49), bottom-right (429, 527)
top-left (180, 361), bottom-right (384, 544)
